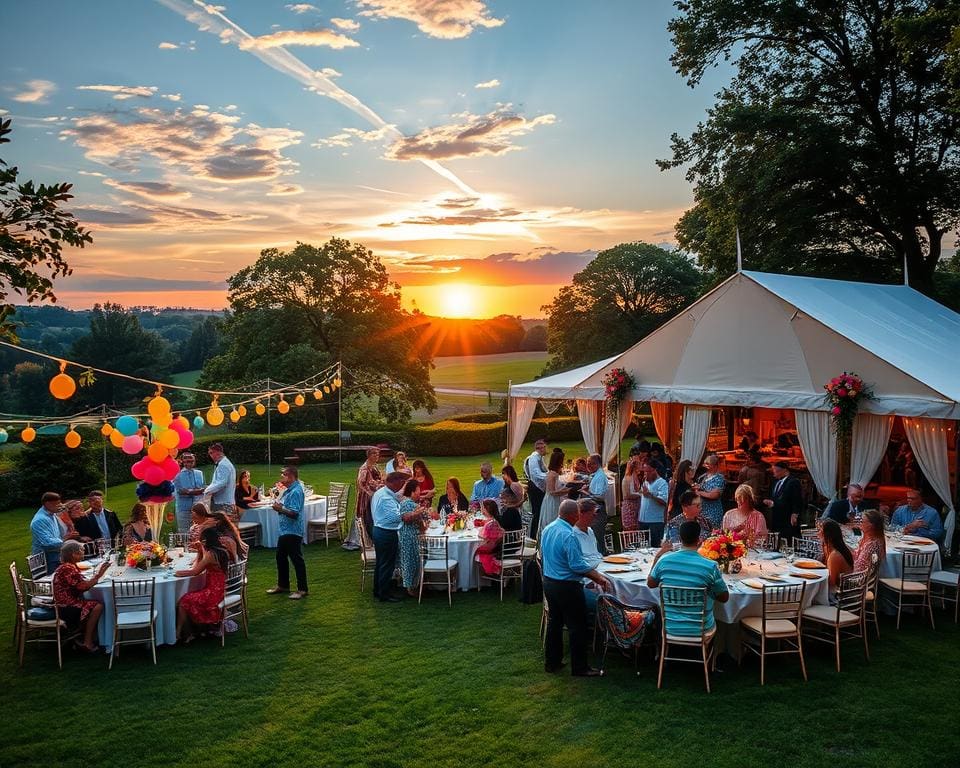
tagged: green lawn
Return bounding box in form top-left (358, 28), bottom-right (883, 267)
top-left (2, 444), bottom-right (959, 768)
top-left (170, 369), bottom-right (202, 387)
top-left (431, 351), bottom-right (549, 393)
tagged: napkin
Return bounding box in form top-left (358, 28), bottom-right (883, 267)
top-left (741, 579), bottom-right (764, 590)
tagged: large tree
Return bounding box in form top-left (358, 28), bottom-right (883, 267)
top-left (0, 119), bottom-right (92, 341)
top-left (660, 1), bottom-right (960, 293)
top-left (542, 242), bottom-right (704, 372)
top-left (201, 239), bottom-right (435, 424)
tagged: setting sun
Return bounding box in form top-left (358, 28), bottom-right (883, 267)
top-left (437, 283), bottom-right (478, 318)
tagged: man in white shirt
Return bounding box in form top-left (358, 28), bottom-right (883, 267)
top-left (524, 439), bottom-right (548, 536)
top-left (572, 498), bottom-right (604, 619)
top-left (637, 460), bottom-right (669, 546)
top-left (204, 442), bottom-right (237, 520)
top-left (582, 453), bottom-right (611, 554)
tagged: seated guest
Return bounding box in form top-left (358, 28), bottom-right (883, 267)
top-left (31, 492), bottom-right (65, 574)
top-left (385, 451), bottom-right (413, 476)
top-left (722, 484), bottom-right (768, 544)
top-left (647, 521), bottom-right (729, 636)
top-left (52, 540), bottom-right (110, 653)
top-left (122, 503), bottom-right (154, 546)
top-left (572, 499), bottom-right (604, 617)
top-left (573, 457), bottom-right (589, 476)
top-left (498, 465), bottom-right (525, 531)
top-left (58, 499), bottom-right (90, 542)
top-left (891, 490), bottom-right (944, 541)
top-left (665, 490), bottom-right (712, 544)
top-left (470, 462), bottom-right (504, 505)
top-left (175, 527), bottom-right (228, 643)
top-left (854, 509), bottom-right (886, 572)
top-left (212, 511), bottom-right (248, 562)
top-left (437, 478), bottom-right (470, 517)
top-left (820, 519), bottom-right (854, 591)
top-left (476, 499), bottom-right (505, 576)
top-left (412, 460), bottom-right (436, 502)
top-left (821, 483), bottom-right (865, 525)
top-left (188, 503), bottom-right (216, 550)
top-left (76, 490), bottom-right (122, 543)
top-left (234, 470), bottom-right (260, 511)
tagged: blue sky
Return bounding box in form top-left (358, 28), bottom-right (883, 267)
top-left (1, 0), bottom-right (726, 316)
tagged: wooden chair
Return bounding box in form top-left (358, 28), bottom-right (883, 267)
top-left (763, 532), bottom-right (780, 551)
top-left (619, 530), bottom-right (651, 552)
top-left (329, 482), bottom-right (351, 538)
top-left (219, 559), bottom-right (249, 645)
top-left (740, 583), bottom-right (807, 684)
top-left (930, 568), bottom-right (960, 624)
top-left (356, 517), bottom-right (376, 593)
top-left (879, 550), bottom-right (936, 630)
top-left (864, 552), bottom-right (881, 638)
top-left (657, 585), bottom-right (716, 693)
top-left (418, 535), bottom-right (458, 606)
top-left (596, 594), bottom-right (656, 674)
top-left (802, 569), bottom-right (869, 671)
top-left (475, 529), bottom-right (524, 601)
top-left (109, 578), bottom-right (157, 669)
top-left (27, 551), bottom-right (47, 580)
top-left (793, 537), bottom-right (824, 561)
top-left (18, 577), bottom-right (70, 669)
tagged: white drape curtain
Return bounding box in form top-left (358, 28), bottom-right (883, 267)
top-left (507, 397), bottom-right (538, 462)
top-left (794, 409), bottom-right (837, 500)
top-left (651, 401), bottom-right (682, 459)
top-left (903, 417), bottom-right (956, 554)
top-left (602, 399), bottom-right (634, 465)
top-left (577, 399), bottom-right (602, 456)
top-left (680, 406), bottom-right (711, 464)
top-left (850, 414), bottom-right (894, 488)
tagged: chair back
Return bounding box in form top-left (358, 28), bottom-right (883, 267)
top-left (597, 594), bottom-right (655, 650)
top-left (901, 551), bottom-right (935, 586)
top-left (793, 537), bottom-right (824, 561)
top-left (357, 516), bottom-right (373, 551)
top-left (9, 561), bottom-right (24, 615)
top-left (20, 578), bottom-right (56, 619)
top-left (659, 584), bottom-right (709, 638)
top-left (26, 552), bottom-right (47, 580)
top-left (499, 529), bottom-right (525, 560)
top-left (112, 578), bottom-right (156, 616)
top-left (761, 583), bottom-right (805, 625)
top-left (420, 534), bottom-right (449, 565)
top-left (836, 570), bottom-right (868, 615)
top-left (225, 560), bottom-right (246, 599)
top-left (764, 532), bottom-right (780, 551)
top-left (619, 530), bottom-right (650, 552)
top-left (331, 482), bottom-right (352, 518)
top-left (866, 552), bottom-right (880, 596)
top-left (93, 538), bottom-right (112, 557)
top-left (81, 541), bottom-right (101, 559)
top-left (168, 532), bottom-right (191, 549)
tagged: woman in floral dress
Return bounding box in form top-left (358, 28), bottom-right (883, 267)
top-left (175, 527), bottom-right (228, 642)
top-left (397, 478), bottom-right (427, 596)
top-left (52, 540), bottom-right (110, 653)
top-left (620, 456), bottom-right (642, 531)
top-left (695, 454), bottom-right (726, 532)
top-left (349, 447), bottom-right (382, 547)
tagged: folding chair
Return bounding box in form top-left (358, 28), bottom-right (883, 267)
top-left (619, 530), bottom-right (651, 552)
top-left (109, 578), bottom-right (157, 669)
top-left (27, 551), bottom-right (47, 580)
top-left (18, 577), bottom-right (71, 669)
top-left (219, 560), bottom-right (249, 645)
top-left (356, 517), bottom-right (376, 593)
top-left (475, 529), bottom-right (524, 601)
top-left (657, 585), bottom-right (715, 692)
top-left (879, 550), bottom-right (936, 630)
top-left (802, 570), bottom-right (869, 671)
top-left (596, 594), bottom-right (656, 674)
top-left (793, 537), bottom-right (824, 561)
top-left (740, 583), bottom-right (807, 684)
top-left (419, 535), bottom-right (458, 606)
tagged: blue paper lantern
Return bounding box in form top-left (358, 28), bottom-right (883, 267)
top-left (115, 415), bottom-right (139, 436)
top-left (193, 415), bottom-right (204, 430)
top-left (0, 428), bottom-right (8, 444)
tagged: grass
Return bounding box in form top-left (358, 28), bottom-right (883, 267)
top-left (170, 369), bottom-right (202, 387)
top-left (3, 444), bottom-right (959, 768)
top-left (431, 351), bottom-right (548, 393)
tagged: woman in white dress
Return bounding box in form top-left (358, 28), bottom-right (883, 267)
top-left (537, 449), bottom-right (569, 538)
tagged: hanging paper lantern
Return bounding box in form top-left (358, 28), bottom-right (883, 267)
top-left (147, 396), bottom-right (171, 420)
top-left (153, 410), bottom-right (173, 429)
top-left (323, 385), bottom-right (331, 394)
top-left (0, 428), bottom-right (7, 444)
top-left (110, 428), bottom-right (126, 448)
top-left (237, 405), bottom-right (247, 417)
top-left (229, 410), bottom-right (240, 423)
top-left (177, 429), bottom-right (194, 449)
top-left (313, 389), bottom-right (323, 400)
top-left (115, 415), bottom-right (139, 437)
top-left (206, 405), bottom-right (225, 426)
top-left (255, 402), bottom-right (266, 416)
top-left (64, 429), bottom-right (82, 449)
top-left (147, 441), bottom-right (169, 463)
top-left (158, 428), bottom-right (180, 450)
top-left (277, 398), bottom-right (290, 414)
top-left (49, 371), bottom-right (76, 400)
top-left (175, 415), bottom-right (190, 430)
top-left (193, 415), bottom-right (204, 429)
top-left (100, 422), bottom-right (113, 437)
top-left (294, 393), bottom-right (305, 407)
top-left (21, 426), bottom-right (36, 443)
top-left (334, 377), bottom-right (342, 388)
top-left (121, 435), bottom-right (144, 455)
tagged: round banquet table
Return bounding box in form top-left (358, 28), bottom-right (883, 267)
top-left (595, 549), bottom-right (830, 657)
top-left (879, 534), bottom-right (941, 579)
top-left (241, 496), bottom-right (328, 547)
top-left (425, 526), bottom-right (483, 592)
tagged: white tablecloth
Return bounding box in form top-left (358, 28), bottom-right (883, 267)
top-left (879, 534), bottom-right (941, 579)
top-left (241, 497), bottom-right (328, 547)
top-left (426, 527), bottom-right (482, 592)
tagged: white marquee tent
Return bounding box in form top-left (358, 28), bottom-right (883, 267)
top-left (508, 271), bottom-right (959, 549)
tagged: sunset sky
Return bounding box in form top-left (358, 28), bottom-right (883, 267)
top-left (2, 0), bottom-right (726, 318)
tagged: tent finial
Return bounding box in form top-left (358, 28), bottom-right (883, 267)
top-left (903, 253), bottom-right (909, 286)
top-left (735, 227), bottom-right (743, 272)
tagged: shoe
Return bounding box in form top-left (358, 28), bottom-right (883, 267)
top-left (289, 591), bottom-right (307, 600)
top-left (379, 596), bottom-right (402, 603)
top-left (266, 587), bottom-right (289, 594)
top-left (572, 668), bottom-right (604, 677)
top-left (544, 662), bottom-right (566, 674)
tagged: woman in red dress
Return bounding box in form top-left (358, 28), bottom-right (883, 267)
top-left (175, 527), bottom-right (228, 642)
top-left (52, 540), bottom-right (110, 653)
top-left (475, 499), bottom-right (505, 576)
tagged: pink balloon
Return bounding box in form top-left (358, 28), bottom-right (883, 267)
top-left (161, 456), bottom-right (180, 481)
top-left (177, 429), bottom-right (194, 449)
top-left (144, 465), bottom-right (166, 485)
top-left (131, 459), bottom-right (148, 480)
top-left (122, 435), bottom-right (144, 455)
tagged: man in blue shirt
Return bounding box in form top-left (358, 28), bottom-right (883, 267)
top-left (470, 462), bottom-right (504, 505)
top-left (637, 460), bottom-right (669, 546)
top-left (581, 453), bottom-right (611, 554)
top-left (541, 499), bottom-right (610, 676)
top-left (30, 491), bottom-right (64, 574)
top-left (648, 521), bottom-right (729, 637)
top-left (204, 442), bottom-right (237, 520)
top-left (371, 472), bottom-right (409, 603)
top-left (891, 490), bottom-right (944, 542)
top-left (172, 453), bottom-right (205, 534)
top-left (266, 465), bottom-right (309, 599)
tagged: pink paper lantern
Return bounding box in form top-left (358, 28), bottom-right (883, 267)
top-left (122, 435), bottom-right (144, 455)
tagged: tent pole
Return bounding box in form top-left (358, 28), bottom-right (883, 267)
top-left (266, 377), bottom-right (272, 479)
top-left (338, 362), bottom-right (342, 467)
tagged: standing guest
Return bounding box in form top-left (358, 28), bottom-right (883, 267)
top-left (648, 521), bottom-right (730, 636)
top-left (821, 483), bottom-right (865, 525)
top-left (541, 499), bottom-right (610, 677)
top-left (649, 444), bottom-right (673, 478)
top-left (122, 503), bottom-right (154, 546)
top-left (470, 462), bottom-right (505, 505)
top-left (76, 490), bottom-right (122, 543)
top-left (437, 477), bottom-right (469, 517)
top-left (234, 469), bottom-right (260, 512)
top-left (668, 459), bottom-right (695, 516)
top-left (637, 460), bottom-right (669, 546)
top-left (854, 509), bottom-right (887, 572)
top-left (891, 490), bottom-right (944, 542)
top-left (523, 439), bottom-right (549, 538)
top-left (738, 449), bottom-right (768, 502)
top-left (204, 443), bottom-right (238, 521)
top-left (172, 453), bottom-right (205, 534)
top-left (385, 451), bottom-right (413, 476)
top-left (397, 478), bottom-right (426, 597)
top-left (352, 447), bottom-right (383, 545)
top-left (571, 499), bottom-right (604, 618)
top-left (175, 527), bottom-right (228, 643)
top-left (187, 503), bottom-right (216, 551)
top-left (475, 499), bottom-right (505, 577)
top-left (52, 540), bottom-right (110, 653)
top-left (411, 460), bottom-right (436, 503)
top-left (695, 454), bottom-right (726, 531)
top-left (499, 465), bottom-right (525, 531)
top-left (738, 431), bottom-right (760, 452)
top-left (629, 438), bottom-right (652, 458)
top-left (58, 500), bottom-right (90, 542)
top-left (31, 492), bottom-right (65, 574)
top-left (582, 454), bottom-right (611, 555)
top-left (266, 466), bottom-right (308, 599)
top-left (371, 472), bottom-right (410, 603)
top-left (763, 461), bottom-right (803, 541)
top-left (722, 484), bottom-right (768, 544)
top-left (620, 456), bottom-right (643, 532)
top-left (664, 490), bottom-right (712, 544)
top-left (538, 449), bottom-right (568, 537)
top-left (820, 519), bottom-right (854, 591)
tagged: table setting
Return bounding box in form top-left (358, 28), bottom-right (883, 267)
top-left (242, 494), bottom-right (328, 547)
top-left (839, 525), bottom-right (942, 579)
top-left (425, 515), bottom-right (483, 591)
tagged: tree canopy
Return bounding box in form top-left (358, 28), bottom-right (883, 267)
top-left (542, 242), bottom-right (703, 372)
top-left (661, 0), bottom-right (960, 293)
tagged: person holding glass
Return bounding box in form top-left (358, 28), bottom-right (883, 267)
top-left (52, 540), bottom-right (110, 653)
top-left (695, 454), bottom-right (725, 531)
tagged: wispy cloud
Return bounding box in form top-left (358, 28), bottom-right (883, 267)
top-left (313, 124), bottom-right (396, 148)
top-left (158, 41), bottom-right (179, 49)
top-left (12, 79), bottom-right (57, 103)
top-left (267, 183), bottom-right (305, 196)
top-left (357, 0), bottom-right (503, 39)
top-left (285, 3), bottom-right (317, 13)
top-left (73, 201), bottom-right (258, 230)
top-left (330, 17), bottom-right (360, 32)
top-left (474, 78), bottom-right (500, 89)
top-left (77, 84), bottom-right (158, 100)
top-left (385, 107), bottom-right (556, 161)
top-left (104, 178), bottom-right (193, 201)
top-left (238, 28), bottom-right (360, 50)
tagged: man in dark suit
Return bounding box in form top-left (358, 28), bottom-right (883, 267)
top-left (821, 483), bottom-right (865, 524)
top-left (75, 490), bottom-right (122, 542)
top-left (763, 461), bottom-right (803, 540)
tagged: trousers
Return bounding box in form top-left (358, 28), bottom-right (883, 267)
top-left (372, 526), bottom-right (400, 600)
top-left (543, 576), bottom-right (590, 673)
top-left (276, 534), bottom-right (308, 592)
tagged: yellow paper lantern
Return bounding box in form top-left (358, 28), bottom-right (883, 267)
top-left (21, 426), bottom-right (36, 443)
top-left (100, 422), bottom-right (113, 437)
top-left (229, 410), bottom-right (240, 423)
top-left (277, 398), bottom-right (290, 415)
top-left (176, 416), bottom-right (190, 430)
top-left (255, 402), bottom-right (266, 416)
top-left (49, 372), bottom-right (76, 400)
top-left (206, 405), bottom-right (225, 426)
top-left (158, 428), bottom-right (180, 449)
top-left (294, 393), bottom-right (305, 407)
top-left (313, 389), bottom-right (323, 400)
top-left (237, 405), bottom-right (247, 417)
top-left (334, 377), bottom-right (342, 388)
top-left (110, 428), bottom-right (125, 448)
top-left (65, 429), bottom-right (82, 449)
top-left (323, 385), bottom-right (331, 394)
top-left (148, 441), bottom-right (169, 462)
top-left (147, 396), bottom-right (171, 420)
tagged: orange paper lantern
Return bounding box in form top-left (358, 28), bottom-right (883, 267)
top-left (65, 429), bottom-right (81, 449)
top-left (277, 399), bottom-right (290, 414)
top-left (255, 402), bottom-right (266, 416)
top-left (21, 426), bottom-right (36, 443)
top-left (49, 372), bottom-right (76, 400)
top-left (110, 428), bottom-right (125, 448)
top-left (100, 422), bottom-right (113, 436)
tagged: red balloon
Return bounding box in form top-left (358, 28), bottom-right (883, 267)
top-left (131, 459), bottom-right (148, 480)
top-left (177, 429), bottom-right (195, 449)
top-left (161, 456), bottom-right (180, 481)
top-left (144, 465), bottom-right (166, 485)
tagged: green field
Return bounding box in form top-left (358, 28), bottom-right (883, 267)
top-left (170, 369), bottom-right (202, 387)
top-left (430, 351), bottom-right (548, 393)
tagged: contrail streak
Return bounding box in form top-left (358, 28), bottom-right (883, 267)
top-left (155, 0), bottom-right (477, 196)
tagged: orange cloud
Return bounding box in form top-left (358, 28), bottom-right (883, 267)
top-left (238, 28), bottom-right (360, 50)
top-left (357, 0), bottom-right (503, 39)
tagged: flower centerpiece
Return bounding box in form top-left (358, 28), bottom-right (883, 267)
top-left (602, 367), bottom-right (636, 420)
top-left (823, 372), bottom-right (874, 439)
top-left (698, 530), bottom-right (748, 573)
top-left (126, 541), bottom-right (167, 570)
top-left (446, 510), bottom-right (469, 532)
